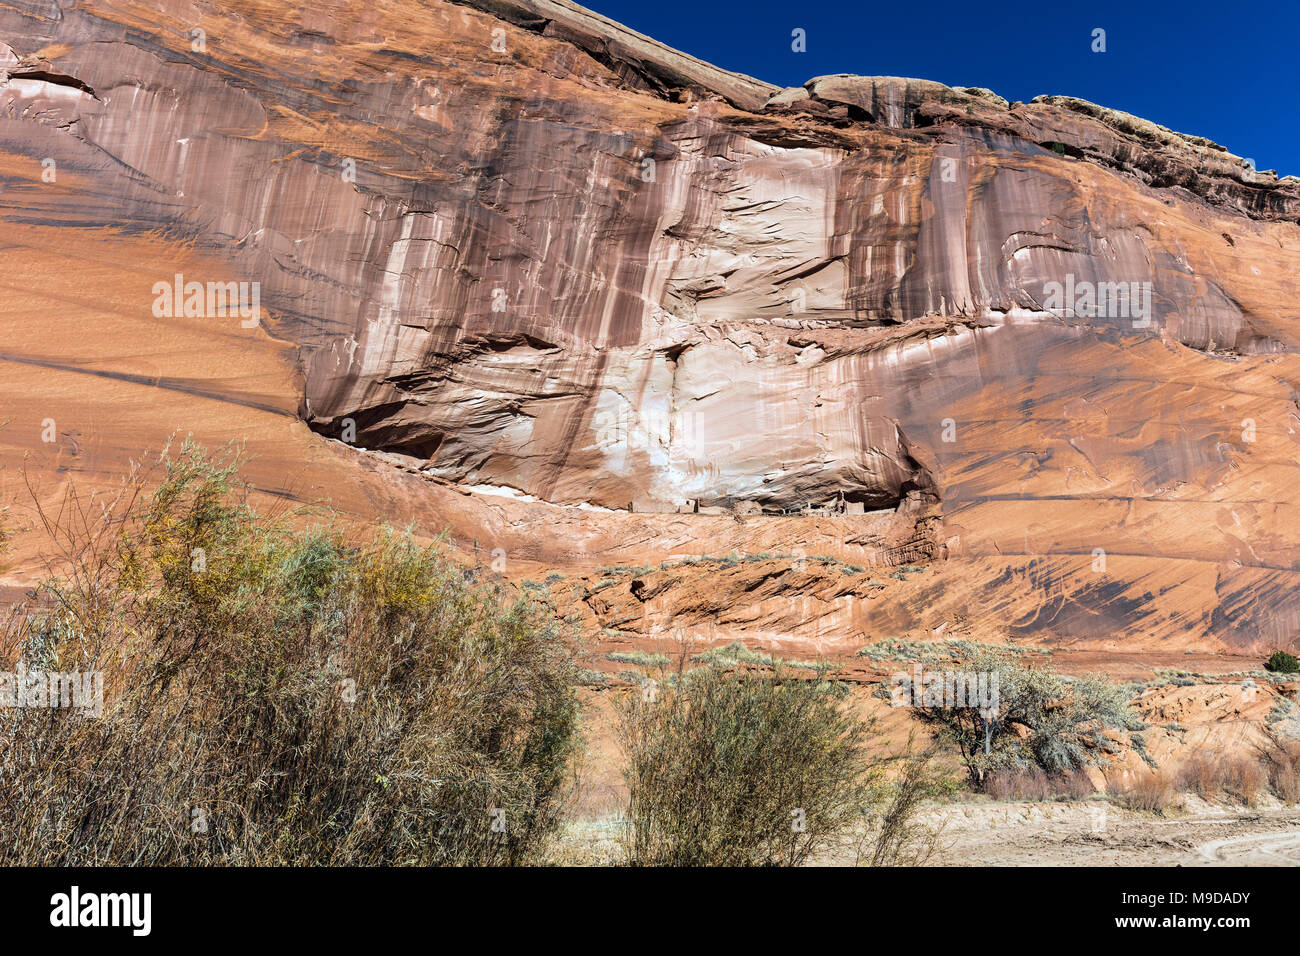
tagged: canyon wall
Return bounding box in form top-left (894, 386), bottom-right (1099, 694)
top-left (2, 0), bottom-right (1299, 655)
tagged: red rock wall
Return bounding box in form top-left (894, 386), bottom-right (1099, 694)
top-left (2, 0), bottom-right (1299, 652)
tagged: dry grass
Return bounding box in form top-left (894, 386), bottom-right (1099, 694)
top-left (0, 440), bottom-right (580, 865)
top-left (1177, 754), bottom-right (1228, 800)
top-left (1174, 750), bottom-right (1279, 806)
top-left (982, 768), bottom-right (1097, 802)
top-left (1108, 769), bottom-right (1178, 813)
top-left (983, 770), bottom-right (1050, 801)
top-left (1223, 756), bottom-right (1268, 806)
top-left (1261, 736), bottom-right (1300, 803)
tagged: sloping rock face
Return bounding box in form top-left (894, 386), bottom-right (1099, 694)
top-left (2, 0), bottom-right (1299, 655)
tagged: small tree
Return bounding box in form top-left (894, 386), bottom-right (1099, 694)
top-left (907, 651), bottom-right (1138, 789)
top-left (1265, 650), bottom-right (1300, 674)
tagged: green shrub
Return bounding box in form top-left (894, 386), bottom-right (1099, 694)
top-left (1265, 650), bottom-right (1300, 674)
top-left (908, 651), bottom-right (1139, 789)
top-left (605, 650), bottom-right (671, 668)
top-left (616, 666), bottom-right (919, 866)
top-left (0, 440), bottom-right (580, 865)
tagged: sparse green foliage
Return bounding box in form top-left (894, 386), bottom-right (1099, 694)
top-left (605, 650), bottom-right (671, 668)
top-left (691, 640), bottom-right (823, 672)
top-left (868, 740), bottom-right (947, 866)
top-left (0, 440), bottom-right (580, 865)
top-left (615, 665), bottom-right (891, 866)
top-left (910, 651), bottom-right (1139, 789)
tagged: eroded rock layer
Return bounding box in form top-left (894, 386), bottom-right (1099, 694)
top-left (2, 0), bottom-right (1299, 654)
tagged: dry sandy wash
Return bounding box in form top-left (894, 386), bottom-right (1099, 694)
top-left (2, 0), bottom-right (1300, 773)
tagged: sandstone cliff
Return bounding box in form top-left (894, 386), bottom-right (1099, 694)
top-left (2, 0), bottom-right (1299, 657)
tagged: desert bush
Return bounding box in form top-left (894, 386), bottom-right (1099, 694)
top-left (1262, 736), bottom-right (1300, 803)
top-left (983, 769), bottom-right (1050, 801)
top-left (1057, 768), bottom-right (1100, 800)
top-left (1178, 754), bottom-right (1229, 799)
top-left (909, 651), bottom-right (1139, 789)
top-left (981, 768), bottom-right (1095, 802)
top-left (616, 665), bottom-right (914, 866)
top-left (867, 740), bottom-right (946, 866)
top-left (1109, 769), bottom-right (1177, 813)
top-left (1178, 753), bottom-right (1269, 806)
top-left (1265, 650), bottom-right (1300, 674)
top-left (0, 440), bottom-right (580, 865)
top-left (1222, 756), bottom-right (1268, 806)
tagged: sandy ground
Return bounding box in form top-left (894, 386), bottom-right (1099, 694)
top-left (921, 797), bottom-right (1300, 866)
top-left (553, 797), bottom-right (1300, 866)
top-left (559, 682), bottom-right (1300, 865)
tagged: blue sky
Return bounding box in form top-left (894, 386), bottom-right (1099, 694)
top-left (586, 0), bottom-right (1297, 177)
